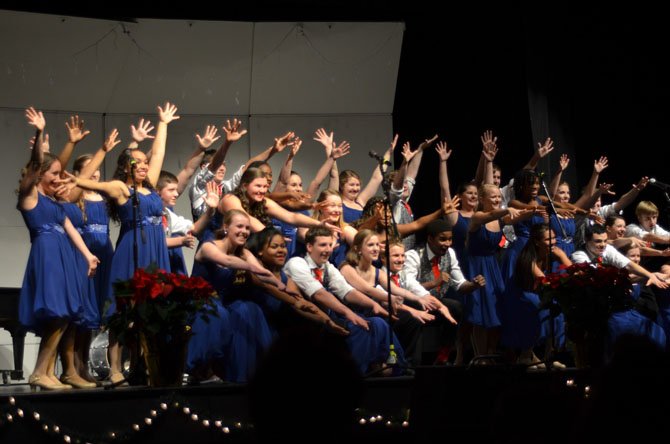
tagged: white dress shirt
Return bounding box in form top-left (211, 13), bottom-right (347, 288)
top-left (284, 254), bottom-right (354, 300)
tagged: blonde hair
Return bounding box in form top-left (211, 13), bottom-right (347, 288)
top-left (635, 201), bottom-right (659, 218)
top-left (477, 183), bottom-right (500, 211)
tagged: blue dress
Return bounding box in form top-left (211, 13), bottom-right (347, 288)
top-left (18, 193), bottom-right (84, 333)
top-left (192, 251), bottom-right (273, 383)
top-left (62, 202), bottom-right (99, 329)
top-left (186, 260), bottom-right (234, 375)
top-left (501, 199), bottom-right (546, 285)
top-left (499, 270), bottom-right (566, 351)
top-left (107, 190), bottom-right (170, 316)
top-left (608, 301), bottom-right (667, 358)
top-left (271, 209), bottom-right (309, 258)
top-left (550, 215), bottom-right (576, 271)
top-left (464, 223), bottom-right (504, 328)
top-left (168, 234), bottom-right (188, 275)
top-left (82, 200), bottom-right (114, 319)
top-left (342, 203), bottom-right (363, 224)
top-left (451, 213), bottom-right (470, 270)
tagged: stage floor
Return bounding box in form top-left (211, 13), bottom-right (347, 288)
top-left (0, 365), bottom-right (607, 444)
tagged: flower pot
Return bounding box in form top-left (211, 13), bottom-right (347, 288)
top-left (139, 329), bottom-right (191, 387)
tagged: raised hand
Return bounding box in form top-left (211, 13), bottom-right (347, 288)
top-left (222, 118), bottom-right (247, 143)
top-left (435, 141), bottom-right (452, 162)
top-left (195, 125), bottom-right (221, 149)
top-left (25, 107), bottom-right (46, 131)
top-left (313, 128), bottom-right (334, 148)
top-left (480, 130), bottom-right (497, 153)
top-left (384, 133), bottom-right (399, 157)
top-left (157, 102), bottom-right (180, 124)
top-left (29, 134), bottom-right (50, 153)
top-left (130, 118), bottom-right (155, 143)
top-left (65, 115), bottom-right (91, 144)
top-left (537, 137), bottom-right (555, 158)
top-left (331, 141), bottom-right (350, 160)
top-left (593, 156), bottom-right (608, 173)
top-left (401, 141), bottom-right (418, 164)
top-left (103, 129), bottom-right (121, 153)
top-left (598, 183), bottom-right (615, 195)
top-left (272, 131), bottom-right (295, 154)
top-left (559, 154), bottom-right (570, 171)
top-left (442, 195), bottom-right (461, 215)
top-left (417, 134), bottom-right (439, 151)
top-left (634, 176), bottom-right (649, 191)
top-left (288, 137), bottom-right (302, 158)
top-left (204, 181), bottom-right (221, 208)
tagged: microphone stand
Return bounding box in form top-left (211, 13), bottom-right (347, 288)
top-left (538, 174), bottom-right (562, 370)
top-left (373, 154), bottom-right (401, 372)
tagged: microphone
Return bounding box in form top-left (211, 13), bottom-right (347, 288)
top-left (649, 178), bottom-right (670, 190)
top-left (368, 151), bottom-right (392, 166)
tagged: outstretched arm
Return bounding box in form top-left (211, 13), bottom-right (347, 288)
top-left (273, 137), bottom-right (302, 192)
top-left (18, 108), bottom-right (46, 210)
top-left (207, 118), bottom-right (247, 174)
top-left (176, 125), bottom-right (221, 195)
top-left (523, 137), bottom-right (555, 171)
top-left (548, 154), bottom-right (570, 199)
top-left (475, 130), bottom-right (498, 186)
top-left (406, 134), bottom-right (437, 182)
top-left (612, 177), bottom-right (649, 213)
top-left (305, 140), bottom-right (350, 199)
top-left (147, 102), bottom-right (180, 186)
top-left (65, 129), bottom-right (121, 203)
top-left (242, 131), bottom-right (295, 175)
top-left (578, 156), bottom-right (609, 206)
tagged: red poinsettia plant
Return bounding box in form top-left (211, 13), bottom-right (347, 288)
top-left (539, 262), bottom-right (633, 342)
top-left (107, 265), bottom-right (218, 345)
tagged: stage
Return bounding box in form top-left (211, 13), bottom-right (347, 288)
top-left (0, 365), bottom-right (607, 444)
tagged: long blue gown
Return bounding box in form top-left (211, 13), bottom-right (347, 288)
top-left (550, 215), bottom-right (576, 272)
top-left (501, 199), bottom-right (546, 285)
top-left (18, 193), bottom-right (84, 333)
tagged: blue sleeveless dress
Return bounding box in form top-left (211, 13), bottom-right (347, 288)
top-left (452, 213), bottom-right (471, 277)
top-left (271, 209), bottom-right (309, 258)
top-left (62, 202), bottom-right (99, 329)
top-left (550, 215), bottom-right (576, 272)
top-left (464, 222), bottom-right (504, 328)
top-left (106, 190), bottom-right (170, 317)
top-left (82, 199), bottom-right (114, 319)
top-left (501, 199), bottom-right (546, 285)
top-left (342, 203), bottom-right (363, 224)
top-left (18, 193), bottom-right (84, 333)
top-left (191, 251), bottom-right (273, 383)
top-left (186, 260), bottom-right (234, 375)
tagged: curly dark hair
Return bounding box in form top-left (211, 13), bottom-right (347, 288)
top-left (107, 149), bottom-right (154, 223)
top-left (233, 167), bottom-right (272, 227)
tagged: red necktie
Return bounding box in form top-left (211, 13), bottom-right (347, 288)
top-left (498, 232), bottom-right (507, 248)
top-left (431, 256), bottom-right (443, 292)
top-left (402, 201), bottom-right (413, 217)
top-left (391, 273), bottom-right (400, 287)
top-left (162, 212), bottom-right (168, 230)
top-left (313, 268), bottom-right (323, 284)
top-left (431, 256), bottom-right (440, 280)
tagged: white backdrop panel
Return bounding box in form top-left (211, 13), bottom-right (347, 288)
top-left (250, 22), bottom-right (404, 115)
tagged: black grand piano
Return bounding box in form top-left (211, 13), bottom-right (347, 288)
top-left (0, 287), bottom-right (25, 383)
